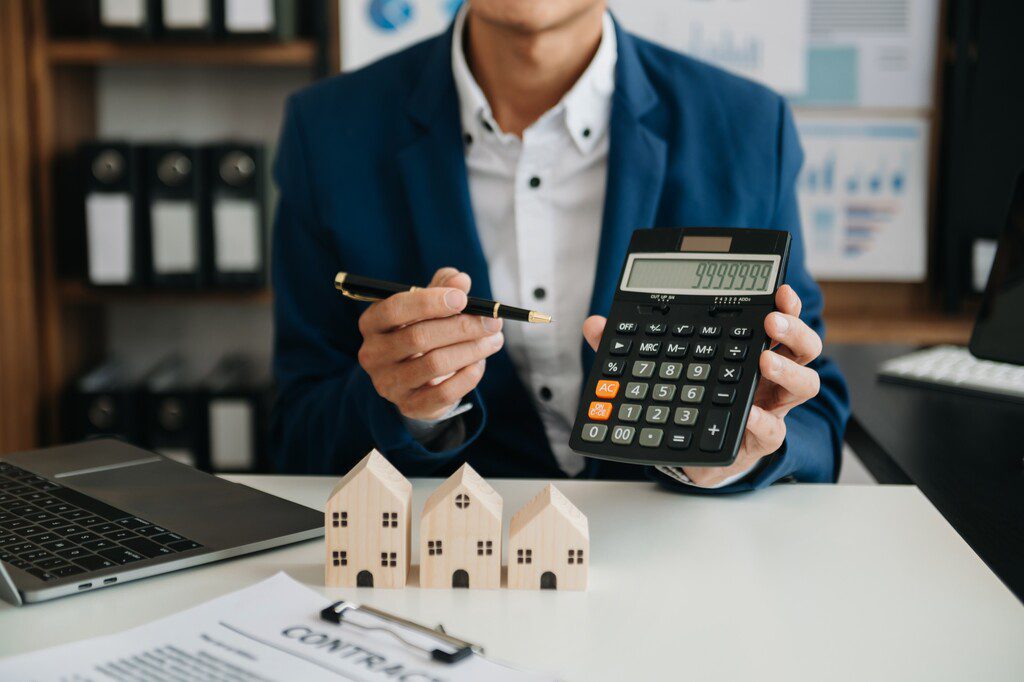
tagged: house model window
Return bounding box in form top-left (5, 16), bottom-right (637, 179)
top-left (332, 511), bottom-right (348, 528)
top-left (517, 548), bottom-right (533, 564)
top-left (428, 540), bottom-right (443, 556)
top-left (568, 548), bottom-right (584, 565)
top-left (476, 540), bottom-right (493, 556)
top-left (332, 550), bottom-right (347, 567)
top-left (455, 493), bottom-right (470, 509)
top-left (380, 551), bottom-right (397, 567)
top-left (381, 511), bottom-right (397, 528)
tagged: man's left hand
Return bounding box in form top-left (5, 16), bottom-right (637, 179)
top-left (582, 284), bottom-right (822, 488)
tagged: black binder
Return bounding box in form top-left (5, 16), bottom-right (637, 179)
top-left (64, 361), bottom-right (144, 444)
top-left (143, 356), bottom-right (206, 468)
top-left (158, 0), bottom-right (217, 39)
top-left (218, 0), bottom-right (296, 40)
top-left (205, 143), bottom-right (266, 288)
top-left (96, 0), bottom-right (160, 38)
top-left (201, 355), bottom-right (267, 472)
top-left (81, 142), bottom-right (148, 287)
top-left (145, 144), bottom-right (206, 288)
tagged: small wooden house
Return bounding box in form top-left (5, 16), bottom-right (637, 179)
top-left (325, 449), bottom-right (412, 589)
top-left (419, 463), bottom-right (502, 589)
top-left (508, 484), bottom-right (589, 591)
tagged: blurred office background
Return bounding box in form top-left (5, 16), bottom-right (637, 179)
top-left (0, 0), bottom-right (1020, 474)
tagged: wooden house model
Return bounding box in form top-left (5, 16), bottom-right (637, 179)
top-left (508, 484), bottom-right (589, 590)
top-left (325, 449), bottom-right (412, 589)
top-left (419, 463), bottom-right (502, 589)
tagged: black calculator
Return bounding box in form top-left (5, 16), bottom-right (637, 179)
top-left (570, 227), bottom-right (791, 467)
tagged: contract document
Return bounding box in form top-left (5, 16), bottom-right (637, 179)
top-left (0, 572), bottom-right (552, 681)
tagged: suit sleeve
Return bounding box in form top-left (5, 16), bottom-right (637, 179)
top-left (269, 95), bottom-right (485, 474)
top-left (653, 98), bottom-right (851, 494)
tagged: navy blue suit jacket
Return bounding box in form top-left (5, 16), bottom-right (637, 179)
top-left (270, 20), bottom-right (850, 492)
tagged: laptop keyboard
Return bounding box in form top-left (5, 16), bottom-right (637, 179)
top-left (0, 462), bottom-right (203, 582)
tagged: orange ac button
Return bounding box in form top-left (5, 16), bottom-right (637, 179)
top-left (595, 380), bottom-right (620, 399)
top-left (587, 401), bottom-right (613, 421)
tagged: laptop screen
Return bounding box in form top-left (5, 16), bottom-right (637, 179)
top-left (970, 172), bottom-right (1024, 365)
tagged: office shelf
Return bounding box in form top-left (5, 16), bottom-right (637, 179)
top-left (825, 313), bottom-right (974, 346)
top-left (58, 281), bottom-right (272, 305)
top-left (47, 40), bottom-right (318, 67)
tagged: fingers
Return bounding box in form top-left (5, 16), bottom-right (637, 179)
top-left (359, 287), bottom-right (467, 335)
top-left (764, 310), bottom-right (822, 366)
top-left (401, 360), bottom-right (487, 420)
top-left (583, 315), bottom-right (607, 351)
top-left (680, 405), bottom-right (786, 487)
top-left (775, 284), bottom-right (802, 318)
top-left (362, 314), bottom-right (502, 366)
top-left (742, 405), bottom-right (787, 456)
top-left (375, 333), bottom-right (503, 404)
top-left (758, 349), bottom-right (820, 413)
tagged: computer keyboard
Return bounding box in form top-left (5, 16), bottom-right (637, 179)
top-left (0, 463), bottom-right (202, 582)
top-left (878, 345), bottom-right (1024, 403)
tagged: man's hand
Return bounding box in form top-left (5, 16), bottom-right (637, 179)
top-left (582, 284), bottom-right (822, 488)
top-left (358, 267), bottom-right (504, 420)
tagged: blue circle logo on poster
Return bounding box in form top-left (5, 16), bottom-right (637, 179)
top-left (368, 0), bottom-right (414, 31)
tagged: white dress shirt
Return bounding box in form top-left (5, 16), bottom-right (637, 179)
top-left (408, 6), bottom-right (756, 486)
top-left (447, 6), bottom-right (616, 476)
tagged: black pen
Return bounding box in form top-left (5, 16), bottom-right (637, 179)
top-left (334, 272), bottom-right (553, 324)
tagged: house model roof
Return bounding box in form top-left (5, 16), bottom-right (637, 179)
top-left (328, 449), bottom-right (411, 501)
top-left (422, 463), bottom-right (502, 520)
top-left (510, 484), bottom-right (588, 537)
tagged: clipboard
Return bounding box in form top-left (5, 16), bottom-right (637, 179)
top-left (320, 601), bottom-right (482, 665)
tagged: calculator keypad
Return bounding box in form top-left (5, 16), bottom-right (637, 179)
top-left (575, 312), bottom-right (767, 465)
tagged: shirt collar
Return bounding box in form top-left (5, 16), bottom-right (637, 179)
top-left (451, 4), bottom-right (617, 155)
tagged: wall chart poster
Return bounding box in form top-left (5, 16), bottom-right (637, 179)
top-left (796, 115), bottom-right (929, 281)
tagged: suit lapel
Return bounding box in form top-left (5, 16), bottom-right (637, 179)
top-left (584, 24), bottom-right (668, 359)
top-left (397, 26), bottom-right (492, 298)
top-left (579, 25), bottom-right (668, 478)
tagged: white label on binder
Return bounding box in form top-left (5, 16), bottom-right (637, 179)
top-left (224, 0), bottom-right (275, 32)
top-left (162, 0), bottom-right (210, 29)
top-left (100, 0), bottom-right (147, 27)
top-left (209, 399), bottom-right (254, 470)
top-left (151, 200), bottom-right (199, 275)
top-left (86, 193), bottom-right (134, 285)
top-left (214, 198), bottom-right (262, 273)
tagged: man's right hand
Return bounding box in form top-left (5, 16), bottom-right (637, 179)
top-left (357, 267), bottom-right (504, 421)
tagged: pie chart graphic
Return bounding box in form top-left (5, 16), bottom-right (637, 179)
top-left (368, 0), bottom-right (414, 31)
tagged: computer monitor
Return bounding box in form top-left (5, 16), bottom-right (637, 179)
top-left (970, 171), bottom-right (1024, 365)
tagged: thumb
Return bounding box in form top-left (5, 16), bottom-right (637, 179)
top-left (582, 315), bottom-right (607, 351)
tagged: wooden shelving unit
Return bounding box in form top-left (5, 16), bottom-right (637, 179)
top-left (23, 2), bottom-right (324, 446)
top-left (47, 39), bottom-right (318, 67)
top-left (58, 281), bottom-right (273, 305)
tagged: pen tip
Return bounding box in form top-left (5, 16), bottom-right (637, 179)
top-left (528, 311), bottom-right (552, 324)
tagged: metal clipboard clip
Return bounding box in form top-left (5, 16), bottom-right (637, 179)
top-left (320, 601), bottom-right (483, 665)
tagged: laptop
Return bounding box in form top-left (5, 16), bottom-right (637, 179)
top-left (878, 171), bottom-right (1024, 400)
top-left (0, 439), bottom-right (322, 605)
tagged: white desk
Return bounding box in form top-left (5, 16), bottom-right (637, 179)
top-left (1, 478), bottom-right (1022, 681)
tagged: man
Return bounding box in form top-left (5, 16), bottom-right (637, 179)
top-left (270, 0), bottom-right (849, 492)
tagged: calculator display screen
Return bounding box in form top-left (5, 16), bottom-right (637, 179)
top-left (622, 254), bottom-right (780, 296)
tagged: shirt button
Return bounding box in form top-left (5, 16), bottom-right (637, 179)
top-left (582, 127), bottom-right (591, 138)
top-left (533, 287), bottom-right (546, 300)
top-left (539, 386), bottom-right (553, 401)
top-left (529, 176), bottom-right (541, 189)
top-left (482, 119), bottom-right (494, 133)
top-left (463, 132), bottom-right (473, 145)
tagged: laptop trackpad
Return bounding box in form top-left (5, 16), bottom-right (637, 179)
top-left (61, 460), bottom-right (318, 549)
